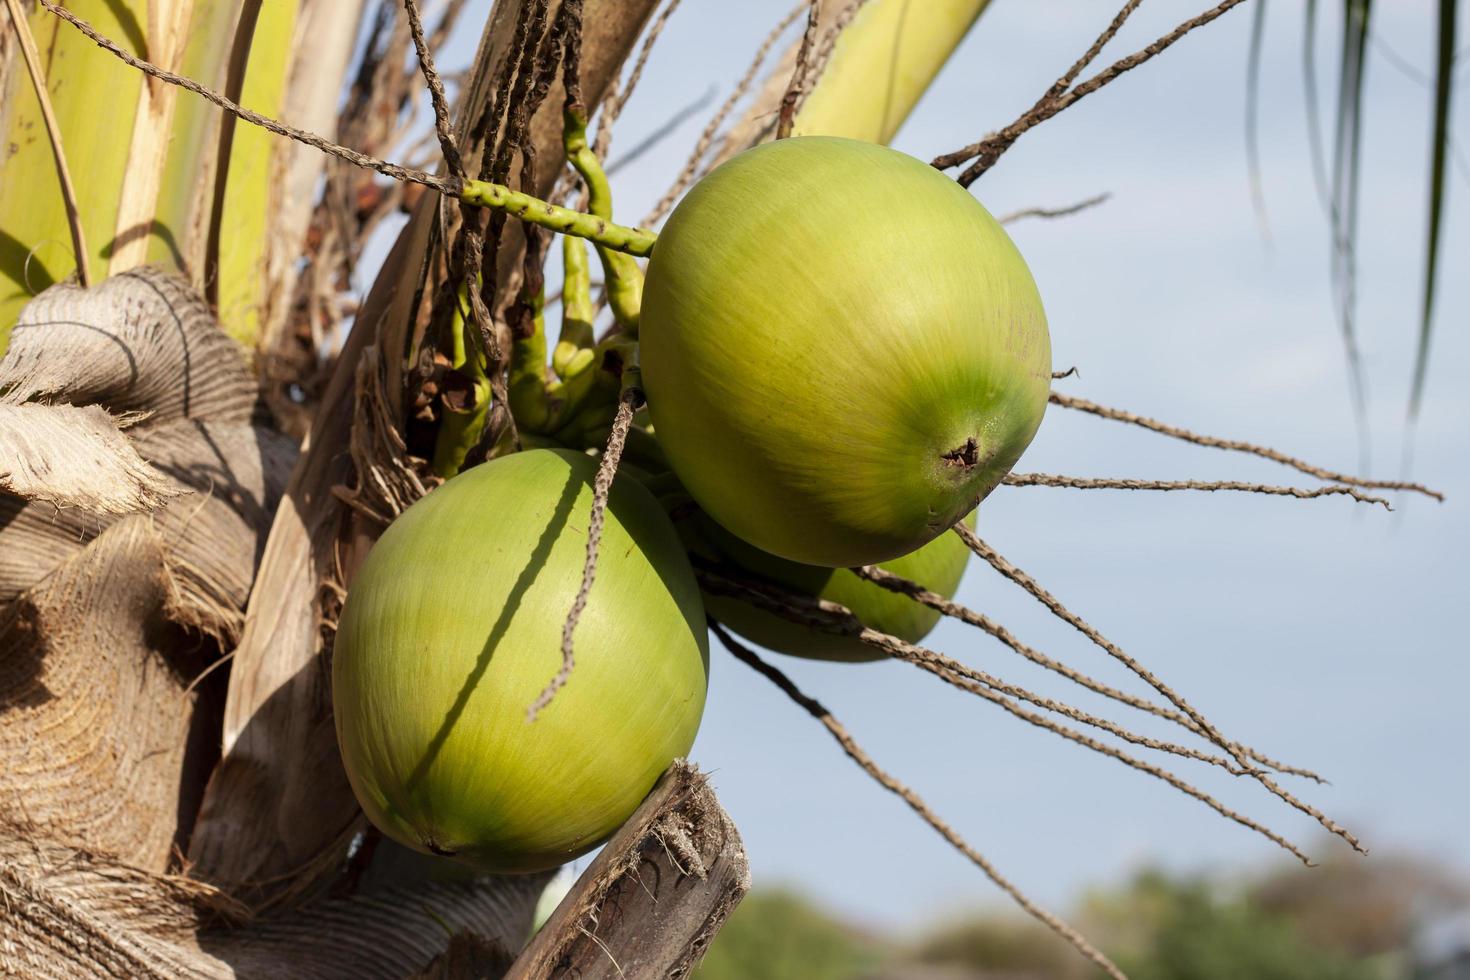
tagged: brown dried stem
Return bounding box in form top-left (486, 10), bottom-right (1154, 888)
top-left (954, 524), bottom-right (1363, 854)
top-left (530, 387), bottom-right (644, 722)
top-left (998, 192), bottom-right (1111, 225)
top-left (713, 623), bottom-right (1127, 980)
top-left (592, 0), bottom-right (682, 159)
top-left (459, 0), bottom-right (558, 459)
top-left (1003, 473), bottom-right (1392, 509)
top-left (831, 580), bottom-right (1256, 775)
top-left (798, 0), bottom-right (873, 113)
top-left (4, 0), bottom-right (90, 286)
top-left (642, 1), bottom-right (805, 226)
top-left (1053, 0), bottom-right (1146, 94)
top-left (775, 0), bottom-right (819, 140)
top-left (1050, 391), bottom-right (1445, 500)
top-left (698, 570), bottom-right (1315, 865)
top-left (848, 563), bottom-right (1319, 782)
top-left (403, 0), bottom-right (465, 180)
top-left (932, 0), bottom-right (1249, 186)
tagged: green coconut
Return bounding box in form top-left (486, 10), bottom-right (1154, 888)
top-left (332, 449), bottom-right (709, 874)
top-left (641, 136), bottom-right (1049, 568)
top-left (692, 511), bottom-right (974, 662)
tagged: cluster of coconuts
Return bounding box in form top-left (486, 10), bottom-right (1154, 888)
top-left (333, 137), bottom-right (1050, 873)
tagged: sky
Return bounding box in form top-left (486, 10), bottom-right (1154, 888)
top-left (411, 0), bottom-right (1470, 933)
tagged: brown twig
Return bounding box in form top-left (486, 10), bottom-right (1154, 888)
top-left (776, 0), bottom-right (820, 140)
top-left (847, 563), bottom-right (1320, 782)
top-left (605, 87), bottom-right (716, 177)
top-left (713, 623), bottom-right (1128, 980)
top-left (504, 0), bottom-right (576, 360)
top-left (798, 0), bottom-right (873, 114)
top-left (1050, 391), bottom-right (1445, 500)
top-left (642, 2), bottom-right (805, 226)
top-left (954, 524), bottom-right (1363, 855)
top-left (1053, 0), bottom-right (1146, 95)
top-left (5, 0), bottom-right (90, 286)
top-left (530, 387), bottom-right (644, 722)
top-left (592, 0), bottom-right (682, 159)
top-left (403, 0), bottom-right (465, 180)
top-left (933, 0), bottom-right (1249, 186)
top-left (461, 0), bottom-right (556, 459)
top-left (1002, 473), bottom-right (1392, 509)
top-left (698, 570), bottom-right (1315, 865)
top-left (829, 593), bottom-right (1258, 775)
top-left (998, 192), bottom-right (1112, 225)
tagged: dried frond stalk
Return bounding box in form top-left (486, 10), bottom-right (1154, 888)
top-left (0, 267), bottom-right (256, 427)
top-left (0, 402), bottom-right (185, 515)
top-left (0, 519), bottom-right (196, 871)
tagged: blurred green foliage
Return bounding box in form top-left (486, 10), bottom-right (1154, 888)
top-left (694, 857), bottom-right (1465, 980)
top-left (694, 889), bottom-right (881, 980)
top-left (1097, 872), bottom-right (1386, 980)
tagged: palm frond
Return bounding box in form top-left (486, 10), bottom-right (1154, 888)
top-left (1303, 0), bottom-right (1331, 208)
top-left (1330, 0), bottom-right (1372, 463)
top-left (1408, 0), bottom-right (1457, 420)
top-left (1245, 0), bottom-right (1271, 242)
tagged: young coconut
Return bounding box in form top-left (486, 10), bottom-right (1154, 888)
top-left (690, 512), bottom-right (974, 662)
top-left (640, 136), bottom-right (1050, 568)
top-left (332, 449), bottom-right (709, 874)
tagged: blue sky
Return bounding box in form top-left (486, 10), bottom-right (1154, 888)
top-left (421, 0), bottom-right (1469, 931)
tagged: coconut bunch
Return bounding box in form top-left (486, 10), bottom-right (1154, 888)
top-left (331, 130), bottom-right (1049, 872)
top-left (329, 10), bottom-right (1425, 973)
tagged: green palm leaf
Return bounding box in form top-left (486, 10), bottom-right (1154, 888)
top-left (1409, 0), bottom-right (1457, 420)
top-left (1330, 0), bottom-right (1372, 453)
top-left (1272, 1), bottom-right (1459, 437)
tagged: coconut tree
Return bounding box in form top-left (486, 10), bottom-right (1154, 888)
top-left (0, 1), bottom-right (1452, 977)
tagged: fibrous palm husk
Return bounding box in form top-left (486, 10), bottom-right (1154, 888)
top-left (0, 831), bottom-right (544, 979)
top-left (0, 267), bottom-right (296, 872)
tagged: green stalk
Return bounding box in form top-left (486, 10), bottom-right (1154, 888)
top-left (549, 334), bottom-right (638, 447)
top-left (430, 287), bottom-right (491, 478)
top-left (552, 234), bottom-right (596, 379)
top-left (508, 287), bottom-right (552, 433)
top-left (562, 108), bottom-right (643, 332)
top-left (459, 180), bottom-right (656, 258)
top-left (210, 0), bottom-right (301, 348)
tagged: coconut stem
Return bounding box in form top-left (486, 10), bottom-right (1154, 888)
top-left (508, 286), bottom-right (553, 433)
top-left (430, 286), bottom-right (491, 478)
top-left (459, 179), bottom-right (656, 258)
top-left (552, 235), bottom-right (596, 379)
top-left (562, 108), bottom-right (645, 333)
